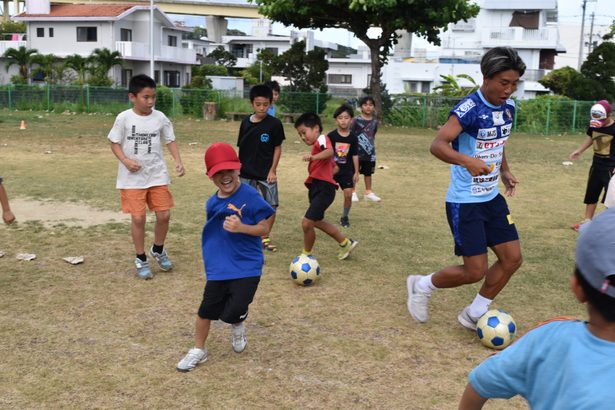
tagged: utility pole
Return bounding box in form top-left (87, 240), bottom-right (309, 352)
top-left (588, 12), bottom-right (596, 53)
top-left (577, 0), bottom-right (596, 70)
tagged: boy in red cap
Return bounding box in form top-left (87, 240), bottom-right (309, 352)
top-left (569, 99), bottom-right (615, 230)
top-left (176, 142), bottom-right (275, 372)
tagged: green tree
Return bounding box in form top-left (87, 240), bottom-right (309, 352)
top-left (207, 45), bottom-right (237, 68)
top-left (580, 42), bottom-right (615, 84)
top-left (3, 46), bottom-right (38, 82)
top-left (65, 54), bottom-right (90, 85)
top-left (271, 41), bottom-right (328, 92)
top-left (539, 66), bottom-right (582, 96)
top-left (88, 48), bottom-right (123, 86)
top-left (254, 0), bottom-right (479, 121)
top-left (241, 48), bottom-right (276, 85)
top-left (433, 74), bottom-right (479, 96)
top-left (0, 21), bottom-right (26, 38)
top-left (31, 53), bottom-right (58, 84)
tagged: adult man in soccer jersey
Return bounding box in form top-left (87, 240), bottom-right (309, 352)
top-left (407, 47), bottom-right (525, 329)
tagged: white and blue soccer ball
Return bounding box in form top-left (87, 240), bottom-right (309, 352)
top-left (289, 255), bottom-right (320, 286)
top-left (476, 309), bottom-right (517, 350)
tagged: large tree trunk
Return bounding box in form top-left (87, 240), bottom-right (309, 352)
top-left (358, 32), bottom-right (393, 124)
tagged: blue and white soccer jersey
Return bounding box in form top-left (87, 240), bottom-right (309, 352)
top-left (445, 90), bottom-right (518, 256)
top-left (446, 90), bottom-right (515, 203)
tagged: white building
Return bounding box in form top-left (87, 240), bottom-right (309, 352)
top-left (9, 1), bottom-right (197, 87)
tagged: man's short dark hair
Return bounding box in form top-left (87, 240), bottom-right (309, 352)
top-left (128, 74), bottom-right (156, 95)
top-left (264, 80), bottom-right (280, 93)
top-left (359, 96), bottom-right (375, 106)
top-left (575, 267), bottom-right (615, 322)
top-left (250, 84), bottom-right (273, 102)
top-left (294, 112), bottom-right (322, 133)
top-left (480, 47), bottom-right (526, 79)
top-left (333, 104), bottom-right (354, 119)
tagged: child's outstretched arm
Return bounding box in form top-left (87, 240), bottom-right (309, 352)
top-left (166, 141), bottom-right (185, 176)
top-left (0, 183), bottom-right (15, 224)
top-left (223, 214), bottom-right (271, 237)
top-left (110, 142), bottom-right (141, 173)
top-left (458, 384), bottom-right (488, 410)
top-left (569, 136), bottom-right (593, 160)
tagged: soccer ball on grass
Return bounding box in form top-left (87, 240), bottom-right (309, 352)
top-left (289, 254), bottom-right (320, 286)
top-left (476, 309), bottom-right (517, 350)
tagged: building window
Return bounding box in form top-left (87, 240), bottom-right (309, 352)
top-left (328, 74), bottom-right (352, 84)
top-left (404, 80), bottom-right (431, 94)
top-left (164, 70), bottom-right (180, 88)
top-left (36, 28), bottom-right (44, 37)
top-left (154, 70), bottom-right (160, 84)
top-left (49, 28), bottom-right (54, 37)
top-left (120, 28), bottom-right (132, 42)
top-left (168, 36), bottom-right (177, 47)
top-left (76, 27), bottom-right (97, 42)
top-left (121, 69), bottom-right (133, 88)
top-left (264, 47), bottom-right (278, 56)
top-left (230, 44), bottom-right (252, 59)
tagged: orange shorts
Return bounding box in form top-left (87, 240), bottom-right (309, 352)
top-left (120, 185), bottom-right (174, 216)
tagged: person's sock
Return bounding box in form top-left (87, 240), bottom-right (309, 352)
top-left (468, 294), bottom-right (493, 318)
top-left (342, 207), bottom-right (350, 218)
top-left (302, 249), bottom-right (312, 256)
top-left (136, 253), bottom-right (146, 262)
top-left (416, 273), bottom-right (437, 294)
top-left (152, 244), bottom-right (164, 254)
top-left (339, 238), bottom-right (349, 247)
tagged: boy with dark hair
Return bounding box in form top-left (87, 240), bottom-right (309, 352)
top-left (177, 142), bottom-right (275, 372)
top-left (294, 112), bottom-right (358, 260)
top-left (407, 47), bottom-right (525, 327)
top-left (350, 96), bottom-right (381, 202)
top-left (459, 207), bottom-right (615, 409)
top-left (237, 84), bottom-right (285, 251)
top-left (265, 80), bottom-right (280, 117)
top-left (569, 100), bottom-right (615, 231)
top-left (328, 104), bottom-right (359, 227)
top-left (108, 74), bottom-right (185, 279)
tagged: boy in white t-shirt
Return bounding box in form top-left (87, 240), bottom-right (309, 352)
top-left (108, 75), bottom-right (185, 279)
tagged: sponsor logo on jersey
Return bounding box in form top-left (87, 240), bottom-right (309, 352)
top-left (492, 111), bottom-right (504, 126)
top-left (454, 99), bottom-right (476, 118)
top-left (478, 127), bottom-right (498, 140)
top-left (227, 203), bottom-right (246, 218)
top-left (501, 123), bottom-right (512, 137)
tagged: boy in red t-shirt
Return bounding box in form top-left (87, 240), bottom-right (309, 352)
top-left (294, 113), bottom-right (358, 260)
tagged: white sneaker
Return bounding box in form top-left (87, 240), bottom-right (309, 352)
top-left (176, 347), bottom-right (208, 372)
top-left (457, 306), bottom-right (480, 331)
top-left (231, 322), bottom-right (247, 353)
top-left (351, 192), bottom-right (359, 202)
top-left (364, 192), bottom-right (381, 202)
top-left (406, 275), bottom-right (431, 323)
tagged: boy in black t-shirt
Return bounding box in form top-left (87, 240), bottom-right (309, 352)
top-left (328, 104), bottom-right (359, 227)
top-left (569, 100), bottom-right (615, 231)
top-left (237, 84), bottom-right (286, 251)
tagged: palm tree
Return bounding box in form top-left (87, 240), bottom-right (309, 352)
top-left (65, 54), bottom-right (90, 84)
top-left (88, 48), bottom-right (123, 85)
top-left (31, 53), bottom-right (58, 84)
top-left (433, 74), bottom-right (479, 97)
top-left (3, 46), bottom-right (38, 83)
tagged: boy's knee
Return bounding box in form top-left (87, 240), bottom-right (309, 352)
top-left (503, 254), bottom-right (523, 273)
top-left (131, 214), bottom-right (146, 226)
top-left (156, 210), bottom-right (171, 222)
top-left (301, 218), bottom-right (314, 232)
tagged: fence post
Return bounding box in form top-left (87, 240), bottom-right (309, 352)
top-left (421, 96), bottom-right (427, 128)
top-left (572, 100), bottom-right (577, 133)
top-left (47, 85), bottom-right (51, 111)
top-left (86, 85), bottom-right (90, 112)
top-left (545, 100), bottom-right (551, 135)
top-left (7, 84), bottom-right (12, 110)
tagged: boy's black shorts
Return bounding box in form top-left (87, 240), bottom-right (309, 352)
top-left (358, 160), bottom-right (376, 176)
top-left (334, 173), bottom-right (354, 190)
top-left (305, 179), bottom-right (336, 221)
top-left (198, 276), bottom-right (260, 324)
top-left (584, 164), bottom-right (615, 204)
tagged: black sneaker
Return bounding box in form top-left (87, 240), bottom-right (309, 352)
top-left (340, 216), bottom-right (350, 228)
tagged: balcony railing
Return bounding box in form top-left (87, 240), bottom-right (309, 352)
top-left (115, 41), bottom-right (196, 64)
top-left (481, 27), bottom-right (559, 48)
top-left (0, 41), bottom-right (28, 55)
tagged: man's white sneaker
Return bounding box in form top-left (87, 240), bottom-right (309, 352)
top-left (351, 192), bottom-right (359, 202)
top-left (364, 192), bottom-right (381, 202)
top-left (176, 347), bottom-right (208, 372)
top-left (457, 306), bottom-right (480, 331)
top-left (231, 322), bottom-right (247, 353)
top-left (406, 275), bottom-right (431, 323)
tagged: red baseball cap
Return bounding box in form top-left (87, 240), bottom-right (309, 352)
top-left (204, 142), bottom-right (241, 177)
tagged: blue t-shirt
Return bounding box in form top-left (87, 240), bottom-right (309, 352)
top-left (446, 90), bottom-right (515, 203)
top-left (469, 319), bottom-right (615, 410)
top-left (201, 183), bottom-right (275, 281)
top-left (267, 104), bottom-right (276, 117)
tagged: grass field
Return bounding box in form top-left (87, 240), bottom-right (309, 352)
top-left (0, 110), bottom-right (595, 409)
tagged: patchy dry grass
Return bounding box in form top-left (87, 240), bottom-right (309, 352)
top-left (0, 110), bottom-right (592, 409)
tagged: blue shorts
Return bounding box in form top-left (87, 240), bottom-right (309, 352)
top-left (446, 194), bottom-right (519, 257)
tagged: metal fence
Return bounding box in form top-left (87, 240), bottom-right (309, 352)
top-left (0, 84), bottom-right (598, 135)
